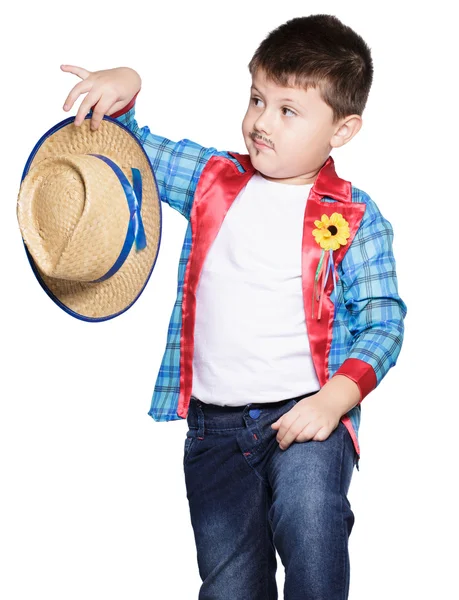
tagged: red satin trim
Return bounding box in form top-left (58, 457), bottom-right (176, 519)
top-left (341, 415), bottom-right (361, 456)
top-left (334, 358), bottom-right (377, 401)
top-left (177, 154), bottom-right (255, 418)
top-left (303, 159), bottom-right (366, 389)
top-left (90, 89), bottom-right (140, 119)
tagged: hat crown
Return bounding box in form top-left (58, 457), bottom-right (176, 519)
top-left (18, 154), bottom-right (131, 281)
top-left (33, 157), bottom-right (85, 275)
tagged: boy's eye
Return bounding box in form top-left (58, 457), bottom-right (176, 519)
top-left (251, 97), bottom-right (296, 117)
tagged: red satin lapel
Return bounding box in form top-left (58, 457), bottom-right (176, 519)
top-left (178, 154), bottom-right (255, 417)
top-left (309, 155), bottom-right (351, 203)
top-left (227, 152), bottom-right (254, 172)
top-left (303, 197), bottom-right (366, 386)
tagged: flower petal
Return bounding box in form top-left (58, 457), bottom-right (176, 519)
top-left (331, 239), bottom-right (340, 250)
top-left (330, 213), bottom-right (340, 226)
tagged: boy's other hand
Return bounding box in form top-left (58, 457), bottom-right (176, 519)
top-left (271, 393), bottom-right (343, 451)
top-left (60, 65), bottom-right (141, 131)
top-left (271, 376), bottom-right (360, 450)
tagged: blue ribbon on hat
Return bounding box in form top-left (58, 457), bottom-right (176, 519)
top-left (87, 154), bottom-right (147, 283)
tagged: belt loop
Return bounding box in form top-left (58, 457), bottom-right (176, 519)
top-left (196, 403), bottom-right (205, 440)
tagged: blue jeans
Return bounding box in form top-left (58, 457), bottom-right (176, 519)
top-left (183, 392), bottom-right (358, 600)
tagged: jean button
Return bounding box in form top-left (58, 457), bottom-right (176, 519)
top-left (249, 408), bottom-right (261, 419)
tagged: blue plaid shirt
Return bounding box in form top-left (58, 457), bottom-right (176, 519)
top-left (111, 101), bottom-right (407, 451)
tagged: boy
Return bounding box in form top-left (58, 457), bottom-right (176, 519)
top-left (62, 13), bottom-right (407, 599)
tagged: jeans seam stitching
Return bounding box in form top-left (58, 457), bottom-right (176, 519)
top-left (242, 456), bottom-right (269, 487)
top-left (264, 487), bottom-right (271, 598)
top-left (340, 425), bottom-right (348, 600)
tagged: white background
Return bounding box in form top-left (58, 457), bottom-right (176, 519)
top-left (1, 1), bottom-right (456, 598)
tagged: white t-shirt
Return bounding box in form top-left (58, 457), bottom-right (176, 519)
top-left (191, 170), bottom-right (321, 406)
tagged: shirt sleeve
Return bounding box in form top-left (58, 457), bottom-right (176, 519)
top-left (100, 90), bottom-right (237, 220)
top-left (332, 193), bottom-right (408, 401)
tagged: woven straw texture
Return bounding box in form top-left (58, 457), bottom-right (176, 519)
top-left (17, 118), bottom-right (160, 319)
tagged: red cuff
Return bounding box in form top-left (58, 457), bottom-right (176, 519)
top-left (333, 358), bottom-right (377, 402)
top-left (90, 88), bottom-right (140, 118)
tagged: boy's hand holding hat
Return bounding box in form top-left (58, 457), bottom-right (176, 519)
top-left (61, 65), bottom-right (141, 131)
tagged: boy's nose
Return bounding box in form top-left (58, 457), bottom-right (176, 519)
top-left (253, 114), bottom-right (273, 137)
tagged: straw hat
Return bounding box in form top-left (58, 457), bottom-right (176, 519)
top-left (17, 114), bottom-right (161, 321)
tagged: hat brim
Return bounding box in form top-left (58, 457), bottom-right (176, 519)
top-left (18, 115), bottom-right (162, 322)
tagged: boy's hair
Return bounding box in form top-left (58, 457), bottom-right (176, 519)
top-left (248, 14), bottom-right (374, 124)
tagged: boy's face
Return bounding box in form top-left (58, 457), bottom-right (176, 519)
top-left (242, 68), bottom-right (358, 185)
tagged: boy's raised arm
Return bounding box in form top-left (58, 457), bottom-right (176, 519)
top-left (61, 64), bottom-right (235, 220)
top-left (109, 93), bottom-right (229, 220)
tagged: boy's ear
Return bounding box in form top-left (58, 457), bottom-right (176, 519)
top-left (330, 115), bottom-right (363, 148)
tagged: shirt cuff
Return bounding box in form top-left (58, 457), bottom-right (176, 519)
top-left (333, 358), bottom-right (377, 402)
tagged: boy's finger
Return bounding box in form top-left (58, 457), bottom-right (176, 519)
top-left (273, 414), bottom-right (289, 436)
top-left (299, 422), bottom-right (321, 443)
top-left (60, 64), bottom-right (91, 80)
top-left (276, 413), bottom-right (301, 446)
top-left (63, 80), bottom-right (92, 113)
top-left (74, 91), bottom-right (101, 127)
top-left (89, 98), bottom-right (116, 130)
top-left (277, 418), bottom-right (302, 450)
top-left (312, 426), bottom-right (329, 442)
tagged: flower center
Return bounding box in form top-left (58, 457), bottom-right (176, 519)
top-left (327, 225), bottom-right (338, 235)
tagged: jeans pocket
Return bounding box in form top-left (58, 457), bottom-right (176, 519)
top-left (183, 433), bottom-right (196, 465)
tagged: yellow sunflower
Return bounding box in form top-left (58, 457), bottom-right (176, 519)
top-left (312, 213), bottom-right (350, 251)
